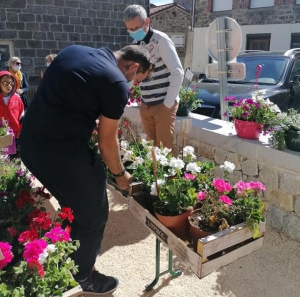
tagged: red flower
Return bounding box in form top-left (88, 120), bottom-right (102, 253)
top-left (27, 209), bottom-right (41, 222)
top-left (65, 225), bottom-right (72, 234)
top-left (18, 229), bottom-right (38, 243)
top-left (30, 212), bottom-right (52, 231)
top-left (32, 187), bottom-right (51, 200)
top-left (27, 258), bottom-right (45, 278)
top-left (15, 190), bottom-right (35, 209)
top-left (58, 207), bottom-right (74, 223)
top-left (7, 227), bottom-right (17, 238)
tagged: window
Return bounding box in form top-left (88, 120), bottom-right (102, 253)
top-left (0, 41), bottom-right (14, 71)
top-left (291, 35), bottom-right (300, 48)
top-left (250, 0), bottom-right (274, 8)
top-left (247, 35), bottom-right (270, 51)
top-left (296, 0), bottom-right (300, 4)
top-left (213, 0), bottom-right (233, 11)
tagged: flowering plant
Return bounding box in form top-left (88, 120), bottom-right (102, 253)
top-left (0, 151), bottom-right (79, 296)
top-left (269, 108), bottom-right (300, 150)
top-left (191, 161), bottom-right (266, 238)
top-left (225, 90), bottom-right (281, 131)
top-left (0, 118), bottom-right (9, 137)
top-left (127, 82), bottom-right (141, 105)
top-left (179, 85), bottom-right (203, 109)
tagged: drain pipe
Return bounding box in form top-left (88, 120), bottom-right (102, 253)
top-left (190, 0), bottom-right (196, 71)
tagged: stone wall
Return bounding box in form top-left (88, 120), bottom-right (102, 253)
top-left (150, 7), bottom-right (190, 64)
top-left (194, 0), bottom-right (300, 28)
top-left (122, 106), bottom-right (300, 242)
top-left (0, 0), bottom-right (148, 87)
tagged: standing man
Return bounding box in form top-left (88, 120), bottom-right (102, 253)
top-left (19, 44), bottom-right (153, 296)
top-left (124, 4), bottom-right (184, 150)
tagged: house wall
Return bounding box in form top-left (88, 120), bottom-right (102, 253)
top-left (122, 106), bottom-right (300, 242)
top-left (0, 0), bottom-right (148, 88)
top-left (189, 1), bottom-right (300, 73)
top-left (151, 7), bottom-right (190, 67)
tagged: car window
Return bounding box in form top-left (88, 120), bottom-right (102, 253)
top-left (236, 56), bottom-right (288, 85)
top-left (290, 59), bottom-right (300, 80)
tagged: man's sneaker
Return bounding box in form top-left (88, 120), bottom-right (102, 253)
top-left (79, 271), bottom-right (119, 296)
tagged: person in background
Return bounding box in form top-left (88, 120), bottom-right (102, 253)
top-left (0, 71), bottom-right (24, 156)
top-left (40, 54), bottom-right (57, 79)
top-left (124, 4), bottom-right (184, 151)
top-left (19, 44), bottom-right (153, 296)
top-left (7, 57), bottom-right (29, 109)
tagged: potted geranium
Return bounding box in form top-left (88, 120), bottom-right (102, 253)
top-left (0, 118), bottom-right (13, 150)
top-left (269, 108), bottom-right (300, 151)
top-left (177, 85), bottom-right (203, 117)
top-left (224, 90), bottom-right (281, 139)
top-left (188, 161), bottom-right (266, 252)
top-left (0, 153), bottom-right (81, 296)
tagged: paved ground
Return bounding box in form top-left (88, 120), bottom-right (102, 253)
top-left (46, 185), bottom-right (300, 297)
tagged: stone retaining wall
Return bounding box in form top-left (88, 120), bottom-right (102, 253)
top-left (123, 106), bottom-right (300, 242)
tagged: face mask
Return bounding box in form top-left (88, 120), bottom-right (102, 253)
top-left (129, 27), bottom-right (147, 41)
top-left (46, 62), bottom-right (50, 67)
top-left (125, 69), bottom-right (137, 89)
top-left (12, 65), bottom-right (21, 71)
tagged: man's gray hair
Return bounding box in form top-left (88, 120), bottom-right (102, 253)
top-left (124, 5), bottom-right (147, 22)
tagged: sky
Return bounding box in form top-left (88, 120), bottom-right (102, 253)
top-left (150, 0), bottom-right (173, 5)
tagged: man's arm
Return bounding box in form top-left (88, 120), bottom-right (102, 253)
top-left (98, 115), bottom-right (132, 189)
top-left (158, 35), bottom-right (184, 108)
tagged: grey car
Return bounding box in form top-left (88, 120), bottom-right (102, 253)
top-left (193, 49), bottom-right (300, 118)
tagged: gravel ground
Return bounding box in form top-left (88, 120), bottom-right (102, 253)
top-left (46, 185), bottom-right (300, 297)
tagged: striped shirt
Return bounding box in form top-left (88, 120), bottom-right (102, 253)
top-left (135, 28), bottom-right (184, 108)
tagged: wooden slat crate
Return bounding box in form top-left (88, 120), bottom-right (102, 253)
top-left (108, 182), bottom-right (266, 279)
top-left (0, 134), bottom-right (12, 150)
top-left (62, 285), bottom-right (83, 297)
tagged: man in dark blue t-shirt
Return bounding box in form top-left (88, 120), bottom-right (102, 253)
top-left (19, 44), bottom-right (153, 296)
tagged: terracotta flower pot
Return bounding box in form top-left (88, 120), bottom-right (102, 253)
top-left (234, 118), bottom-right (262, 140)
top-left (188, 209), bottom-right (213, 253)
top-left (154, 209), bottom-right (192, 241)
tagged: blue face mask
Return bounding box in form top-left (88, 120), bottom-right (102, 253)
top-left (129, 27), bottom-right (147, 41)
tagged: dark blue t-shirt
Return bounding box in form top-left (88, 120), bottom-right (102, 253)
top-left (20, 45), bottom-right (128, 143)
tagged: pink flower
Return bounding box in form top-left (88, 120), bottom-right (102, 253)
top-left (183, 173), bottom-right (196, 180)
top-left (45, 227), bottom-right (70, 243)
top-left (0, 242), bottom-right (13, 269)
top-left (23, 239), bottom-right (48, 263)
top-left (212, 179), bottom-right (232, 193)
top-left (234, 181), bottom-right (251, 194)
top-left (197, 191), bottom-right (206, 201)
top-left (248, 181), bottom-right (266, 191)
top-left (219, 195), bottom-right (232, 206)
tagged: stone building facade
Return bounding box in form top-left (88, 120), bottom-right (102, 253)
top-left (0, 0), bottom-right (148, 88)
top-left (150, 3), bottom-right (190, 66)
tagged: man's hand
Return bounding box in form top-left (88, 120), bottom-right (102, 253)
top-left (115, 171), bottom-right (132, 190)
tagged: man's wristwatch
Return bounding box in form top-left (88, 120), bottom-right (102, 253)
top-left (112, 168), bottom-right (126, 178)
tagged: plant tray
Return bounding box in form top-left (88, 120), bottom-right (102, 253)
top-left (110, 182), bottom-right (265, 279)
top-left (0, 134), bottom-right (12, 150)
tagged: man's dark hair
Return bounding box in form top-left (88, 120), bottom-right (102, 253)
top-left (119, 45), bottom-right (154, 74)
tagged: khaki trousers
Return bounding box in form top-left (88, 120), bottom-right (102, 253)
top-left (140, 101), bottom-right (178, 150)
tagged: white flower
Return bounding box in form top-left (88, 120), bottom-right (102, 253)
top-left (169, 157), bottom-right (185, 170)
top-left (270, 103), bottom-right (281, 113)
top-left (132, 157), bottom-right (144, 167)
top-left (156, 155), bottom-right (169, 166)
top-left (122, 150), bottom-right (134, 163)
top-left (220, 161), bottom-right (235, 173)
top-left (38, 250), bottom-right (49, 264)
top-left (183, 146), bottom-right (194, 156)
top-left (46, 244), bottom-right (56, 253)
top-left (161, 147), bottom-right (172, 156)
top-left (150, 179), bottom-right (165, 196)
top-left (186, 162), bottom-right (201, 174)
top-left (120, 140), bottom-right (129, 149)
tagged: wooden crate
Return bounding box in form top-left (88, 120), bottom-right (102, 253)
top-left (110, 183), bottom-right (266, 279)
top-left (0, 134), bottom-right (12, 150)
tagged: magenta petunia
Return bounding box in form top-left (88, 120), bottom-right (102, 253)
top-left (23, 239), bottom-right (48, 263)
top-left (248, 181), bottom-right (266, 191)
top-left (219, 195), bottom-right (232, 206)
top-left (183, 173), bottom-right (196, 180)
top-left (212, 179), bottom-right (232, 193)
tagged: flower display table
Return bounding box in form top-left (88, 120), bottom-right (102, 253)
top-left (107, 181), bottom-right (265, 287)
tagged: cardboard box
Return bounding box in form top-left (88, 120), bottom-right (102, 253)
top-left (0, 134), bottom-right (13, 150)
